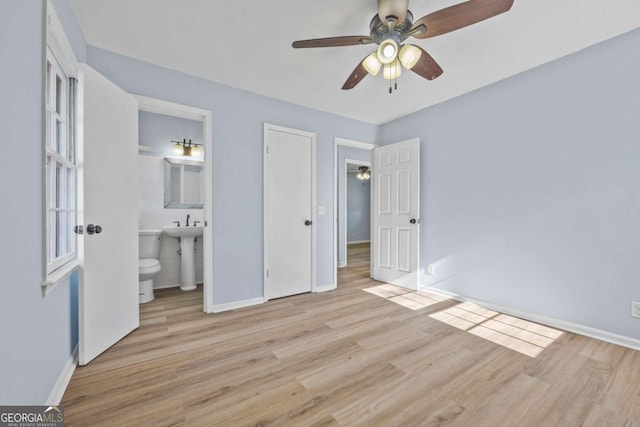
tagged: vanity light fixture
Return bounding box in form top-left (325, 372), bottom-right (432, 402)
top-left (356, 166), bottom-right (371, 180)
top-left (171, 138), bottom-right (203, 157)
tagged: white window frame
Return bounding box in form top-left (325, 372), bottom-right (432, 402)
top-left (42, 2), bottom-right (79, 293)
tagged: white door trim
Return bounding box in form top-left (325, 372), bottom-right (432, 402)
top-left (343, 158), bottom-right (371, 268)
top-left (333, 138), bottom-right (376, 286)
top-left (133, 95), bottom-right (214, 314)
top-left (264, 123), bottom-right (316, 300)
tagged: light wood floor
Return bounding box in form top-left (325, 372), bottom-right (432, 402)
top-left (62, 243), bottom-right (640, 426)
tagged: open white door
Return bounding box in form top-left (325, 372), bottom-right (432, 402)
top-left (78, 64), bottom-right (139, 365)
top-left (372, 138), bottom-right (420, 290)
top-left (264, 124), bottom-right (316, 300)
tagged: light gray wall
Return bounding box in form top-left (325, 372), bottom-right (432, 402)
top-left (337, 146), bottom-right (372, 266)
top-left (0, 0), bottom-right (77, 404)
top-left (86, 46), bottom-right (379, 303)
top-left (50, 0), bottom-right (86, 62)
top-left (138, 110), bottom-right (202, 157)
top-left (380, 28), bottom-right (640, 339)
top-left (346, 173), bottom-right (371, 243)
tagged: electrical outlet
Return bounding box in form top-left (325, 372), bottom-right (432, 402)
top-left (427, 264), bottom-right (435, 275)
top-left (631, 302), bottom-right (640, 319)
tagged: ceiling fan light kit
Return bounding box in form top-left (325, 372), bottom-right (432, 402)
top-left (398, 44), bottom-right (422, 69)
top-left (377, 39), bottom-right (399, 64)
top-left (357, 166), bottom-right (371, 180)
top-left (292, 0), bottom-right (515, 92)
top-left (383, 60), bottom-right (402, 80)
top-left (363, 53), bottom-right (382, 76)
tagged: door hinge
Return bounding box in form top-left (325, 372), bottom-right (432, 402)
top-left (266, 269), bottom-right (269, 278)
top-left (266, 145), bottom-right (269, 154)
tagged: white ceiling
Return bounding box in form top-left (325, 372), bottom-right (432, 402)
top-left (70, 0), bottom-right (640, 125)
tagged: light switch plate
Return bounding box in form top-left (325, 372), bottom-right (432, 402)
top-left (318, 206), bottom-right (326, 215)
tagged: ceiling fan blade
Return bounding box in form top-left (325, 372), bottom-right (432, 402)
top-left (292, 36), bottom-right (373, 49)
top-left (411, 0), bottom-right (514, 39)
top-left (378, 0), bottom-right (409, 24)
top-left (342, 56), bottom-right (370, 90)
top-left (408, 47), bottom-right (444, 81)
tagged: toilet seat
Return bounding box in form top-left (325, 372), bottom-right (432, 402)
top-left (139, 258), bottom-right (161, 275)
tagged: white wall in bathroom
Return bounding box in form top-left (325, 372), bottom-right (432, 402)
top-left (138, 155), bottom-right (204, 289)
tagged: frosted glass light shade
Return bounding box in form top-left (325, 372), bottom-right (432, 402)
top-left (173, 143), bottom-right (183, 154)
top-left (399, 44), bottom-right (422, 69)
top-left (383, 60), bottom-right (402, 80)
top-left (377, 39), bottom-right (398, 64)
top-left (363, 52), bottom-right (382, 76)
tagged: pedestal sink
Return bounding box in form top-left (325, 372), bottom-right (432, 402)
top-left (162, 225), bottom-right (203, 291)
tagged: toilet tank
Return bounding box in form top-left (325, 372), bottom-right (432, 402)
top-left (138, 230), bottom-right (162, 259)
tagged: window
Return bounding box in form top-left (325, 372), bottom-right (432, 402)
top-left (45, 48), bottom-right (77, 278)
top-left (43, 2), bottom-right (79, 291)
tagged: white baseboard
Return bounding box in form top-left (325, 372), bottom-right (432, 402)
top-left (154, 282), bottom-right (203, 290)
top-left (315, 284), bottom-right (337, 293)
top-left (337, 262), bottom-right (347, 268)
top-left (422, 287), bottom-right (640, 352)
top-left (212, 297), bottom-right (265, 313)
top-left (47, 344), bottom-right (78, 405)
top-left (347, 240), bottom-right (370, 244)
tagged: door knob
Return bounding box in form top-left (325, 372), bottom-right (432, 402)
top-left (304, 220), bottom-right (312, 226)
top-left (87, 224), bottom-right (103, 235)
top-left (410, 218), bottom-right (420, 224)
top-left (73, 225), bottom-right (84, 235)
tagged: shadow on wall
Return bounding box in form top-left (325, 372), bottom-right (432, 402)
top-left (69, 271), bottom-right (79, 353)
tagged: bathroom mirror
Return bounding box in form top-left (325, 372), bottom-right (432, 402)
top-left (164, 158), bottom-right (203, 209)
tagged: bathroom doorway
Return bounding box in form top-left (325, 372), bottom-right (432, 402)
top-left (135, 96), bottom-right (213, 313)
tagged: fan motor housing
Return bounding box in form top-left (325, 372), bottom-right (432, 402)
top-left (369, 11), bottom-right (414, 45)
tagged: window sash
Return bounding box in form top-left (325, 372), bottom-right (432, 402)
top-left (45, 48), bottom-right (77, 275)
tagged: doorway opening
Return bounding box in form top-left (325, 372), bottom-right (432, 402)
top-left (333, 138), bottom-right (376, 287)
top-left (343, 159), bottom-right (372, 272)
top-left (135, 96), bottom-right (214, 313)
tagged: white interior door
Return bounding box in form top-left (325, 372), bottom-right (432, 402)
top-left (264, 124), bottom-right (315, 300)
top-left (372, 138), bottom-right (420, 290)
top-left (78, 64), bottom-right (139, 365)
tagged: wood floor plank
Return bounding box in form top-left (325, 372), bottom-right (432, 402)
top-left (61, 242), bottom-right (640, 426)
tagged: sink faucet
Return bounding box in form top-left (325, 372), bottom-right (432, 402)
top-left (186, 214), bottom-right (190, 227)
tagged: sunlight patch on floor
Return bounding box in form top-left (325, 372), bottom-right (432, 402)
top-left (429, 302), bottom-right (563, 358)
top-left (362, 284), bottom-right (563, 358)
top-left (363, 284), bottom-right (448, 310)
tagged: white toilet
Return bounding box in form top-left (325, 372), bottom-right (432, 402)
top-left (138, 230), bottom-right (162, 303)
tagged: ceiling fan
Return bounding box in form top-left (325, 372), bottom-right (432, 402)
top-left (292, 0), bottom-right (515, 92)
